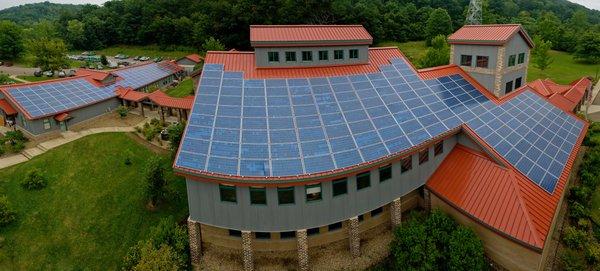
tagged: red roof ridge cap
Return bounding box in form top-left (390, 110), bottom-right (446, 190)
top-left (250, 24), bottom-right (365, 28)
top-left (462, 23), bottom-right (522, 27)
top-left (507, 169), bottom-right (544, 247)
top-left (368, 47), bottom-right (399, 50)
top-left (206, 50), bottom-right (254, 55)
top-left (417, 64), bottom-right (458, 73)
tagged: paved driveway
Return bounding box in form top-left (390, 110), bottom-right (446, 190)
top-left (0, 65), bottom-right (36, 76)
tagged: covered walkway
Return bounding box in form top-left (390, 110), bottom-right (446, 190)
top-left (116, 87), bottom-right (193, 122)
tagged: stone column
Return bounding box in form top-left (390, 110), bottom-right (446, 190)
top-left (390, 198), bottom-right (402, 228)
top-left (241, 231), bottom-right (254, 271)
top-left (493, 46), bottom-right (507, 97)
top-left (423, 189), bottom-right (432, 212)
top-left (348, 216), bottom-right (360, 258)
top-left (297, 229), bottom-right (309, 271)
top-left (187, 217), bottom-right (202, 266)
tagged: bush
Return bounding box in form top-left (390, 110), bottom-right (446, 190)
top-left (116, 105), bottom-right (129, 118)
top-left (569, 186), bottom-right (592, 206)
top-left (0, 196), bottom-right (16, 227)
top-left (142, 119), bottom-right (162, 141)
top-left (562, 248), bottom-right (586, 271)
top-left (448, 227), bottom-right (486, 271)
top-left (167, 122), bottom-right (185, 152)
top-left (585, 242), bottom-right (600, 264)
top-left (563, 226), bottom-right (587, 249)
top-left (8, 140), bottom-right (25, 153)
top-left (569, 201), bottom-right (588, 220)
top-left (20, 169), bottom-right (48, 190)
top-left (391, 218), bottom-right (438, 270)
top-left (144, 156), bottom-right (167, 206)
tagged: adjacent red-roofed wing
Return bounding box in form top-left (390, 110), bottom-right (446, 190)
top-left (250, 25), bottom-right (373, 47)
top-left (0, 99), bottom-right (17, 115)
top-left (448, 24), bottom-right (534, 48)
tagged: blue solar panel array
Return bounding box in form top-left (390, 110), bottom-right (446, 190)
top-left (5, 63), bottom-right (176, 118)
top-left (175, 58), bottom-right (585, 193)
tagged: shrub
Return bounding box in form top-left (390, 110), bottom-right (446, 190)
top-left (448, 227), bottom-right (486, 271)
top-left (561, 248), bottom-right (586, 271)
top-left (0, 196), bottom-right (16, 227)
top-left (0, 145), bottom-right (4, 156)
top-left (569, 201), bottom-right (588, 220)
top-left (135, 126), bottom-right (142, 133)
top-left (563, 226), bottom-right (587, 249)
top-left (167, 122), bottom-right (184, 152)
top-left (391, 218), bottom-right (438, 270)
top-left (569, 186), bottom-right (592, 205)
top-left (116, 105), bottom-right (129, 118)
top-left (144, 156), bottom-right (167, 206)
top-left (8, 140), bottom-right (25, 153)
top-left (20, 169), bottom-right (48, 190)
top-left (578, 218), bottom-right (591, 230)
top-left (585, 242), bottom-right (600, 264)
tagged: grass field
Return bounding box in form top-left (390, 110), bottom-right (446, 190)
top-left (377, 41), bottom-right (598, 84)
top-left (16, 75), bottom-right (57, 82)
top-left (165, 78), bottom-right (194, 97)
top-left (0, 133), bottom-right (188, 270)
top-left (81, 45), bottom-right (196, 60)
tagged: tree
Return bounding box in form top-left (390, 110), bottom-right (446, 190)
top-left (425, 8), bottom-right (452, 46)
top-left (0, 20), bottom-right (23, 60)
top-left (202, 37), bottom-right (225, 52)
top-left (532, 35), bottom-right (553, 71)
top-left (143, 156), bottom-right (167, 207)
top-left (65, 19), bottom-right (85, 49)
top-left (448, 227), bottom-right (485, 271)
top-left (419, 35), bottom-right (450, 68)
top-left (167, 122), bottom-right (185, 152)
top-left (574, 31), bottom-right (600, 64)
top-left (27, 38), bottom-right (68, 71)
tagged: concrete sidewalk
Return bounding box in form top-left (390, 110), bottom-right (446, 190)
top-left (0, 126), bottom-right (136, 170)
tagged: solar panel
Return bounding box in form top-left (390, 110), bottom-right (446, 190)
top-left (175, 57), bottom-right (585, 193)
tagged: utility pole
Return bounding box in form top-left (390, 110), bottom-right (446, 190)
top-left (466, 0), bottom-right (483, 25)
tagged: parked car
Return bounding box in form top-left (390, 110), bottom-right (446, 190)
top-left (133, 56), bottom-right (141, 61)
top-left (81, 51), bottom-right (96, 56)
top-left (67, 70), bottom-right (76, 77)
top-left (153, 57), bottom-right (163, 62)
top-left (34, 69), bottom-right (43, 77)
top-left (140, 56), bottom-right (151, 61)
top-left (115, 54), bottom-right (130, 60)
top-left (43, 71), bottom-right (54, 77)
top-left (117, 61), bottom-right (130, 66)
top-left (108, 62), bottom-right (118, 68)
top-left (58, 70), bottom-right (66, 78)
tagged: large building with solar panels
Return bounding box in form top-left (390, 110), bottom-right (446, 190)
top-left (174, 25), bottom-right (590, 271)
top-left (0, 62), bottom-right (182, 136)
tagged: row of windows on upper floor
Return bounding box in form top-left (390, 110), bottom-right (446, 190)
top-left (267, 49), bottom-right (359, 63)
top-left (218, 141), bottom-right (444, 204)
top-left (460, 52), bottom-right (526, 69)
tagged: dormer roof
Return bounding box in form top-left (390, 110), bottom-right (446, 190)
top-left (249, 25), bottom-right (373, 47)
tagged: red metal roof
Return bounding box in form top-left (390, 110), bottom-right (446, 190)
top-left (548, 93), bottom-right (577, 112)
top-left (204, 47), bottom-right (402, 79)
top-left (147, 90), bottom-right (193, 110)
top-left (182, 54), bottom-right (203, 63)
top-left (448, 24), bottom-right (534, 48)
top-left (0, 99), bottom-right (17, 115)
top-left (54, 112), bottom-right (70, 122)
top-left (250, 25), bottom-right (372, 47)
top-left (75, 69), bottom-right (113, 81)
top-left (115, 87), bottom-right (149, 102)
top-left (428, 121), bottom-right (588, 250)
top-left (527, 77), bottom-right (592, 111)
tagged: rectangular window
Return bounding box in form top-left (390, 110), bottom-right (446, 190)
top-left (401, 157), bottom-right (412, 173)
top-left (349, 49), bottom-right (359, 59)
top-left (43, 118), bottom-right (51, 130)
top-left (518, 53), bottom-right (526, 64)
top-left (356, 171), bottom-right (370, 190)
top-left (318, 50), bottom-right (328, 61)
top-left (285, 51), bottom-right (296, 62)
top-left (379, 164), bottom-right (392, 182)
top-left (255, 232), bottom-right (271, 239)
top-left (267, 52), bottom-right (279, 62)
top-left (328, 222), bottom-right (343, 231)
top-left (249, 187), bottom-right (267, 205)
top-left (371, 207), bottom-right (383, 217)
top-left (307, 227), bottom-right (320, 236)
top-left (508, 55), bottom-right (516, 67)
top-left (505, 81), bottom-right (513, 94)
top-left (419, 149), bottom-right (429, 165)
top-left (278, 187), bottom-right (295, 205)
top-left (332, 178), bottom-right (347, 197)
top-left (515, 77), bottom-right (522, 89)
top-left (334, 50), bottom-right (344, 60)
top-left (301, 51), bottom-right (312, 61)
top-left (460, 55), bottom-right (472, 66)
top-left (476, 56), bottom-right (489, 68)
top-left (280, 231), bottom-right (296, 239)
top-left (229, 229), bottom-right (241, 237)
top-left (219, 184), bottom-right (237, 203)
top-left (434, 141), bottom-right (444, 156)
top-left (305, 183), bottom-right (322, 202)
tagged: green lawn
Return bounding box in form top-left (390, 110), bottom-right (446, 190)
top-left (84, 45), bottom-right (196, 60)
top-left (16, 75), bottom-right (57, 82)
top-left (165, 78), bottom-right (194, 98)
top-left (0, 133), bottom-right (188, 270)
top-left (377, 41), bottom-right (598, 84)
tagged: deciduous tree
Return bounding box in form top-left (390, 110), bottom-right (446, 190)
top-left (574, 31), bottom-right (600, 64)
top-left (532, 35), bottom-right (553, 71)
top-left (425, 8), bottom-right (452, 46)
top-left (143, 156), bottom-right (167, 207)
top-left (0, 20), bottom-right (23, 60)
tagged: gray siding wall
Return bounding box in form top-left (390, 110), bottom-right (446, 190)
top-left (255, 45), bottom-right (369, 68)
top-left (20, 98), bottom-right (120, 135)
top-left (469, 73), bottom-right (496, 91)
top-left (452, 45), bottom-right (498, 70)
top-left (186, 136), bottom-right (458, 232)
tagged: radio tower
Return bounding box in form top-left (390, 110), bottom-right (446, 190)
top-left (466, 0), bottom-right (482, 25)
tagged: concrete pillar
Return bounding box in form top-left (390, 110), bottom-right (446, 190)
top-left (297, 229), bottom-right (309, 271)
top-left (423, 189), bottom-right (432, 212)
top-left (187, 217), bottom-right (202, 266)
top-left (348, 216), bottom-right (360, 258)
top-left (449, 44), bottom-right (455, 65)
top-left (493, 46), bottom-right (507, 97)
top-left (241, 231), bottom-right (254, 271)
top-left (390, 198), bottom-right (402, 228)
